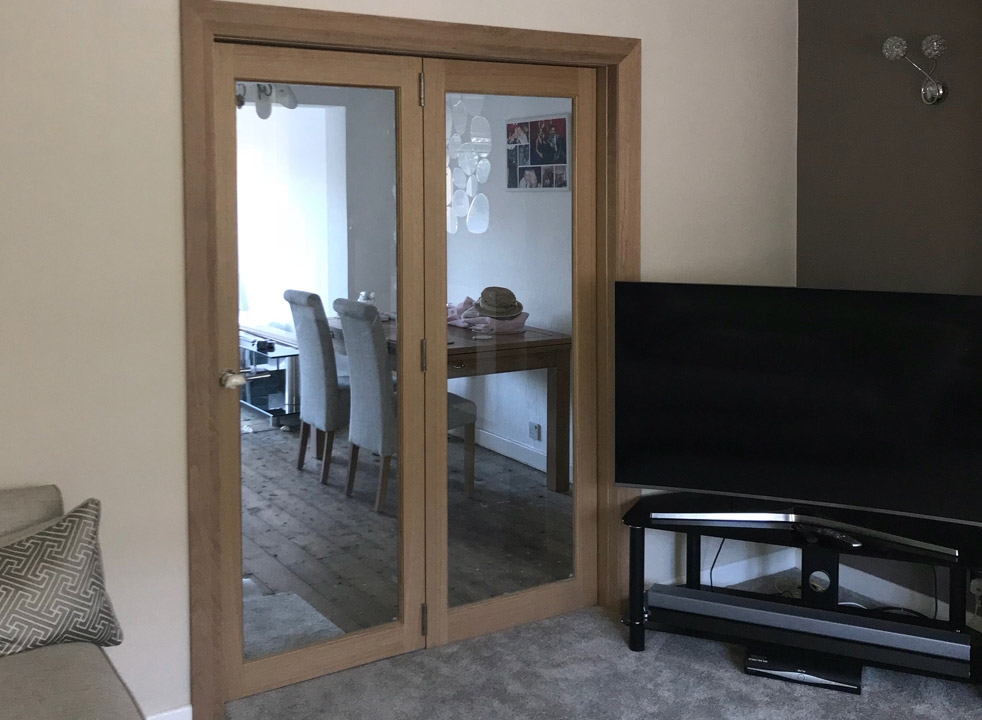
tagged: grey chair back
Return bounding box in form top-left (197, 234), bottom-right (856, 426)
top-left (284, 290), bottom-right (349, 432)
top-left (333, 298), bottom-right (397, 457)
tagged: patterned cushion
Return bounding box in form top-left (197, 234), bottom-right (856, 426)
top-left (0, 498), bottom-right (123, 657)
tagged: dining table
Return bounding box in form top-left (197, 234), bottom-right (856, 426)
top-left (327, 317), bottom-right (571, 493)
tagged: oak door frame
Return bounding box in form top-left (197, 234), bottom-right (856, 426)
top-left (181, 2), bottom-right (641, 718)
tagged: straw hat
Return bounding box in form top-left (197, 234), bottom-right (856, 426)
top-left (473, 286), bottom-right (523, 319)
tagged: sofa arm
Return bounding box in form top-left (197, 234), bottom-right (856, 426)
top-left (0, 643), bottom-right (143, 720)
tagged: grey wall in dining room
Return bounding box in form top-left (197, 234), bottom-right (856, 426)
top-left (339, 87), bottom-right (398, 313)
top-left (796, 0), bottom-right (982, 295)
top-left (292, 84), bottom-right (398, 313)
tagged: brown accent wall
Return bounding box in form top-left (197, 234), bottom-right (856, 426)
top-left (797, 0), bottom-right (982, 295)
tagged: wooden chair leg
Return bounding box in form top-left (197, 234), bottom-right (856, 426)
top-left (315, 429), bottom-right (325, 460)
top-left (320, 430), bottom-right (336, 486)
top-left (464, 422), bottom-right (476, 497)
top-left (345, 444), bottom-right (360, 497)
top-left (375, 455), bottom-right (392, 513)
top-left (297, 422), bottom-right (310, 470)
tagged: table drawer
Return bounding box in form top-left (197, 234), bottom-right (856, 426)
top-left (447, 348), bottom-right (561, 378)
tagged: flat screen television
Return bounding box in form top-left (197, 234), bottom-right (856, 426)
top-left (614, 281), bottom-right (982, 527)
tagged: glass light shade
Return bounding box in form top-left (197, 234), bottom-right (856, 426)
top-left (256, 93), bottom-right (272, 119)
top-left (882, 36), bottom-right (907, 60)
top-left (458, 148), bottom-right (478, 176)
top-left (922, 34), bottom-right (946, 60)
top-left (448, 134), bottom-right (462, 158)
top-left (469, 116), bottom-right (492, 157)
top-left (462, 94), bottom-right (485, 116)
top-left (476, 158), bottom-right (491, 184)
top-left (466, 193), bottom-right (490, 234)
top-left (446, 105), bottom-right (453, 139)
top-left (447, 206), bottom-right (458, 234)
top-left (451, 189), bottom-right (469, 217)
top-left (452, 167), bottom-right (467, 189)
top-left (273, 84), bottom-right (298, 109)
top-left (452, 101), bottom-right (468, 134)
top-left (446, 167), bottom-right (453, 206)
top-left (466, 175), bottom-right (478, 197)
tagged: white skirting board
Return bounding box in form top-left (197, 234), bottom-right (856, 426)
top-left (474, 428), bottom-right (547, 472)
top-left (448, 426), bottom-right (549, 473)
top-left (643, 530), bottom-right (799, 589)
top-left (692, 547), bottom-right (799, 589)
top-left (838, 563), bottom-right (951, 622)
top-left (147, 706), bottom-right (193, 720)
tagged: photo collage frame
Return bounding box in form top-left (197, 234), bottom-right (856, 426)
top-left (505, 115), bottom-right (570, 191)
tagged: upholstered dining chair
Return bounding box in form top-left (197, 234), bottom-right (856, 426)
top-left (333, 298), bottom-right (477, 512)
top-left (284, 290), bottom-right (351, 485)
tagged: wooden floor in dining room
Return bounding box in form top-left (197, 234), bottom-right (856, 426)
top-left (240, 407), bottom-right (574, 651)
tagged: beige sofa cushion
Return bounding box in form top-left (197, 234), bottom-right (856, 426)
top-left (0, 487), bottom-right (139, 718)
top-left (0, 485), bottom-right (62, 537)
top-left (0, 499), bottom-right (123, 657)
top-left (0, 643), bottom-right (142, 720)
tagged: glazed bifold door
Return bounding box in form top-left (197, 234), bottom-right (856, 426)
top-left (422, 59), bottom-right (598, 645)
top-left (212, 43), bottom-right (427, 699)
top-left (210, 43), bottom-right (598, 702)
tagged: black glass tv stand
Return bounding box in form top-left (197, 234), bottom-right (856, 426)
top-left (623, 492), bottom-right (982, 683)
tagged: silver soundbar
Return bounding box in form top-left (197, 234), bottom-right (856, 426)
top-left (646, 584), bottom-right (971, 662)
top-left (648, 511), bottom-right (958, 559)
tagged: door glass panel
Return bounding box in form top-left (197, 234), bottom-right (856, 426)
top-left (236, 81), bottom-right (400, 659)
top-left (445, 94), bottom-right (575, 607)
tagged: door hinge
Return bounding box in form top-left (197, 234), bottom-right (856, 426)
top-left (419, 72), bottom-right (425, 107)
top-left (421, 603), bottom-right (428, 636)
top-left (421, 338), bottom-right (427, 372)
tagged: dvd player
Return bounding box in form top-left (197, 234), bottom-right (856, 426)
top-left (745, 645), bottom-right (863, 693)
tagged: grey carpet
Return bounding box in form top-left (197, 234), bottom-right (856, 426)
top-left (242, 592), bottom-right (344, 661)
top-left (226, 607), bottom-right (982, 719)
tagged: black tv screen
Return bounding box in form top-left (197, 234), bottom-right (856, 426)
top-left (615, 281), bottom-right (982, 526)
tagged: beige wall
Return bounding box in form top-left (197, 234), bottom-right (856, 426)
top-left (0, 0), bottom-right (797, 715)
top-left (0, 1), bottom-right (188, 717)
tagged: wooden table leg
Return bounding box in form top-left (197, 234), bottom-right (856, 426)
top-left (547, 348), bottom-right (571, 493)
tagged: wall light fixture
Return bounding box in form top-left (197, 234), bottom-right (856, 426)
top-left (882, 35), bottom-right (948, 105)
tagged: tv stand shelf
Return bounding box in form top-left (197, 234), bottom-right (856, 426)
top-left (623, 493), bottom-right (982, 683)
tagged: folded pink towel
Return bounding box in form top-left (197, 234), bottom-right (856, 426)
top-left (448, 297), bottom-right (475, 327)
top-left (468, 311), bottom-right (529, 334)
